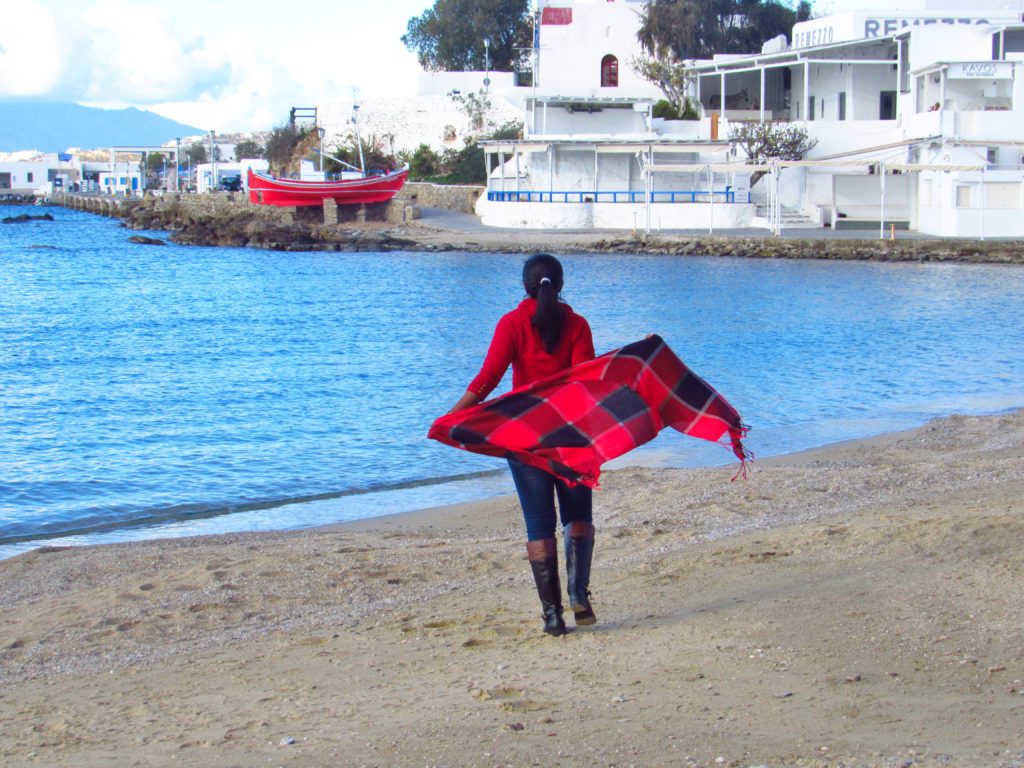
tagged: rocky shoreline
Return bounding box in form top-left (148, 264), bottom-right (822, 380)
top-left (59, 191), bottom-right (1024, 264)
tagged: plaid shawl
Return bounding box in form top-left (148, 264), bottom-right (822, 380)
top-left (428, 335), bottom-right (750, 488)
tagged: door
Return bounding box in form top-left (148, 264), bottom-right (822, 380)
top-left (880, 91), bottom-right (897, 120)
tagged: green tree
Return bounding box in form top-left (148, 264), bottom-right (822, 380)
top-left (320, 132), bottom-right (397, 175)
top-left (434, 120), bottom-right (523, 184)
top-left (234, 139), bottom-right (265, 160)
top-left (637, 0), bottom-right (807, 61)
top-left (264, 123), bottom-right (308, 171)
top-left (630, 50), bottom-right (697, 117)
top-left (403, 0), bottom-right (531, 71)
top-left (145, 152), bottom-right (165, 174)
top-left (729, 121), bottom-right (817, 183)
top-left (185, 143), bottom-right (208, 166)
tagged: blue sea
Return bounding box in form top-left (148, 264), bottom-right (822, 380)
top-left (3, 204), bottom-right (1024, 558)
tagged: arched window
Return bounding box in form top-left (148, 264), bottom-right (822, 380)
top-left (601, 54), bottom-right (618, 87)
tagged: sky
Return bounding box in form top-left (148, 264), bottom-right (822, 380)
top-left (0, 0), bottom-right (904, 133)
top-left (0, 0), bottom-right (436, 132)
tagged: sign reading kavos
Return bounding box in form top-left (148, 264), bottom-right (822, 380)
top-left (947, 62), bottom-right (1014, 80)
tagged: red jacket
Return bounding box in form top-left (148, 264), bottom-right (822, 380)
top-left (468, 298), bottom-right (594, 400)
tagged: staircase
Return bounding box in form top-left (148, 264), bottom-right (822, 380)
top-left (749, 181), bottom-right (821, 229)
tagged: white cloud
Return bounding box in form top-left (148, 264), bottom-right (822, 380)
top-left (0, 1), bottom-right (66, 96)
top-left (78, 0), bottom-right (232, 104)
top-left (0, 0), bottom-right (437, 131)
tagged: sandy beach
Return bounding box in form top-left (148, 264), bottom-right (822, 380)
top-left (2, 409), bottom-right (1023, 767)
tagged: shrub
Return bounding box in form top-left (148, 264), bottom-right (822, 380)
top-left (409, 144), bottom-right (441, 180)
top-left (653, 99), bottom-right (680, 120)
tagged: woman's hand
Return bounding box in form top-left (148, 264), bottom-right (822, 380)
top-left (448, 391), bottom-right (480, 414)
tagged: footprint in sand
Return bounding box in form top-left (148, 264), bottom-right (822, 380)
top-left (470, 687), bottom-right (546, 712)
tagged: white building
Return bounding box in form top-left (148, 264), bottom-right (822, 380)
top-left (687, 1), bottom-right (1024, 238)
top-left (476, 0), bottom-right (750, 230)
top-left (0, 154), bottom-right (76, 197)
top-left (90, 161), bottom-right (143, 195)
top-left (475, 0), bottom-right (1024, 238)
top-left (195, 159), bottom-right (269, 194)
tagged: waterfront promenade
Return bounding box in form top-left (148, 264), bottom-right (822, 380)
top-left (53, 190), bottom-right (1024, 263)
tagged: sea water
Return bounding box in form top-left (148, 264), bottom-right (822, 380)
top-left (3, 204), bottom-right (1024, 557)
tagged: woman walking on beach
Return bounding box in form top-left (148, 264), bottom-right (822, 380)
top-left (448, 254), bottom-right (596, 637)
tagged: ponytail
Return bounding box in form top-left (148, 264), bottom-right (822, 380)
top-left (522, 254), bottom-right (565, 353)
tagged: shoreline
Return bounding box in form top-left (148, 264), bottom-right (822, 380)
top-left (3, 409), bottom-right (1023, 766)
top-left (51, 192), bottom-right (1024, 264)
top-left (1, 402), bottom-right (1008, 559)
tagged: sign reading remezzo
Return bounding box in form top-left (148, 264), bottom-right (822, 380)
top-left (863, 17), bottom-right (989, 37)
top-left (791, 11), bottom-right (1004, 49)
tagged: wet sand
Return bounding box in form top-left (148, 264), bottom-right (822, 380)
top-left (2, 410), bottom-right (1023, 767)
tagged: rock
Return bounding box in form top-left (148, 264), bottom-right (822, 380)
top-left (128, 235), bottom-right (166, 245)
top-left (2, 213), bottom-right (54, 223)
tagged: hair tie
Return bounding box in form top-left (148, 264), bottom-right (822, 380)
top-left (539, 277), bottom-right (551, 286)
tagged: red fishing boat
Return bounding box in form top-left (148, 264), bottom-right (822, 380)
top-left (247, 167), bottom-right (408, 207)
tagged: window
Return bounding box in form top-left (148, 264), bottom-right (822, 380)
top-left (601, 54), bottom-right (618, 87)
top-left (1006, 30), bottom-right (1024, 54)
top-left (809, 96), bottom-right (815, 121)
top-left (838, 92), bottom-right (846, 121)
top-left (956, 185), bottom-right (973, 208)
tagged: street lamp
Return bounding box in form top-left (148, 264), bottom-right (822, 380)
top-left (483, 37), bottom-right (491, 90)
top-left (318, 127), bottom-right (326, 173)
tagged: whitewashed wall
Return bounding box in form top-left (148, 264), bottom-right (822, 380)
top-left (318, 94), bottom-right (523, 155)
top-left (916, 169), bottom-right (1024, 236)
top-left (530, 105), bottom-right (648, 136)
top-left (537, 0), bottom-right (661, 98)
top-left (476, 196), bottom-right (754, 229)
top-left (0, 161), bottom-right (52, 194)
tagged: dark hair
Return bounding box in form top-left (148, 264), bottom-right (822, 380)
top-left (523, 253), bottom-right (564, 353)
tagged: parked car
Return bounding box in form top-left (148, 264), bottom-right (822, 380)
top-left (219, 176), bottom-right (243, 192)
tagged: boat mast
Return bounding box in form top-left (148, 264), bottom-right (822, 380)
top-left (352, 93), bottom-right (366, 175)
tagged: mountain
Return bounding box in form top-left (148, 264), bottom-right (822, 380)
top-left (0, 102), bottom-right (205, 153)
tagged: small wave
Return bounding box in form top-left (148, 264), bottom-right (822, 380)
top-left (0, 470), bottom-right (505, 546)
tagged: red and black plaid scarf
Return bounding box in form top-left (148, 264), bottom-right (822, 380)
top-left (429, 335), bottom-right (750, 488)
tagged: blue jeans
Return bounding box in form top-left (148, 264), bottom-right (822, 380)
top-left (507, 457), bottom-right (592, 542)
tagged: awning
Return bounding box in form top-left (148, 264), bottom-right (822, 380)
top-left (808, 136), bottom-right (941, 162)
top-left (643, 163), bottom-right (770, 173)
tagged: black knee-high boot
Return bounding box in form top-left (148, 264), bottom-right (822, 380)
top-left (526, 538), bottom-right (566, 636)
top-left (564, 521), bottom-right (596, 626)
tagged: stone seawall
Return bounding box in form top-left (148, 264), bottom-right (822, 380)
top-left (55, 191), bottom-right (420, 251)
top-left (394, 182), bottom-right (484, 215)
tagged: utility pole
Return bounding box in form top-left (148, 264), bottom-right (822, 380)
top-left (209, 130), bottom-right (216, 192)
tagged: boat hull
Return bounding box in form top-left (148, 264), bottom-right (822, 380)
top-left (247, 168), bottom-right (408, 207)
